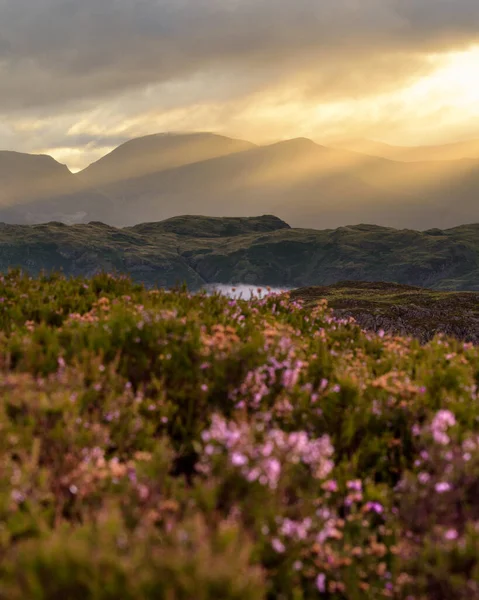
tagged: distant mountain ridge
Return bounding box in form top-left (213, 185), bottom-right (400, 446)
top-left (1, 132), bottom-right (479, 230)
top-left (333, 138), bottom-right (479, 162)
top-left (2, 215), bottom-right (479, 291)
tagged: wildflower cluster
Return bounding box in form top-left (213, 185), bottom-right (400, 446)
top-left (0, 270), bottom-right (478, 599)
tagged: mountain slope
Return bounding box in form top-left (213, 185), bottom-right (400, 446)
top-left (2, 134), bottom-right (479, 230)
top-left (0, 151), bottom-right (73, 204)
top-left (2, 215), bottom-right (479, 291)
top-left (78, 132), bottom-right (256, 187)
top-left (74, 137), bottom-right (479, 230)
top-left (0, 151), bottom-right (113, 225)
top-left (76, 138), bottom-right (418, 228)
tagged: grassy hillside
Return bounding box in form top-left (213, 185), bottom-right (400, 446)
top-left (1, 216), bottom-right (479, 290)
top-left (0, 271), bottom-right (478, 598)
top-left (291, 281), bottom-right (479, 342)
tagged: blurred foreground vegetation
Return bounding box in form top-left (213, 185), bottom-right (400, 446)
top-left (0, 270), bottom-right (478, 599)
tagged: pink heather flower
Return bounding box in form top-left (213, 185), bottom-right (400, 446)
top-left (331, 384), bottom-right (341, 393)
top-left (264, 458), bottom-right (281, 488)
top-left (418, 472), bottom-right (430, 484)
top-left (411, 424), bottom-right (421, 436)
top-left (433, 432), bottom-right (450, 445)
top-left (463, 438), bottom-right (477, 452)
top-left (435, 482), bottom-right (452, 493)
top-left (444, 528), bottom-right (458, 540)
top-left (231, 452), bottom-right (248, 467)
top-left (365, 501), bottom-right (384, 514)
top-left (204, 444), bottom-right (215, 456)
top-left (323, 480), bottom-right (338, 493)
top-left (431, 410), bottom-right (456, 445)
top-left (271, 538), bottom-right (285, 553)
top-left (201, 384), bottom-right (209, 392)
top-left (11, 490), bottom-right (25, 503)
top-left (316, 573), bottom-right (326, 593)
top-left (347, 479), bottom-right (362, 491)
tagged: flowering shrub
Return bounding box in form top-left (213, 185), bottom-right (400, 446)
top-left (0, 270), bottom-right (479, 598)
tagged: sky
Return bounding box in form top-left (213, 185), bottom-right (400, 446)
top-left (1, 0), bottom-right (479, 171)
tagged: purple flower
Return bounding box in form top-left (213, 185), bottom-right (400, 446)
top-left (444, 528), bottom-right (458, 540)
top-left (435, 482), bottom-right (452, 493)
top-left (365, 501), bottom-right (384, 514)
top-left (418, 472), bottom-right (430, 484)
top-left (231, 452), bottom-right (248, 467)
top-left (271, 538), bottom-right (285, 553)
top-left (316, 573), bottom-right (326, 593)
top-left (347, 479), bottom-right (362, 491)
top-left (431, 410), bottom-right (456, 445)
top-left (323, 480), bottom-right (338, 493)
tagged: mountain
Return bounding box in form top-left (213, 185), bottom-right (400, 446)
top-left (78, 132), bottom-right (256, 188)
top-left (2, 215), bottom-right (479, 291)
top-left (72, 136), bottom-right (479, 230)
top-left (291, 281), bottom-right (479, 343)
top-left (333, 138), bottom-right (479, 162)
top-left (0, 151), bottom-right (113, 225)
top-left (2, 133), bottom-right (479, 230)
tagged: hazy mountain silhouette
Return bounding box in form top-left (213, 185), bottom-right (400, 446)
top-left (79, 132), bottom-right (256, 188)
top-left (333, 138), bottom-right (479, 162)
top-left (0, 151), bottom-right (113, 225)
top-left (1, 132), bottom-right (479, 229)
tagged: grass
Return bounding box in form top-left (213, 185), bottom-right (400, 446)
top-left (0, 270), bottom-right (479, 598)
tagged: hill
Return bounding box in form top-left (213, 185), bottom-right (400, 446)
top-left (2, 132), bottom-right (479, 230)
top-left (291, 281), bottom-right (479, 342)
top-left (2, 216), bottom-right (479, 291)
top-left (0, 270), bottom-right (478, 598)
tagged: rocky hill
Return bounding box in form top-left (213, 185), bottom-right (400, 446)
top-left (291, 281), bottom-right (479, 343)
top-left (2, 216), bottom-right (479, 292)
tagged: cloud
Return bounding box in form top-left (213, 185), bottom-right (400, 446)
top-left (1, 0), bottom-right (479, 166)
top-left (1, 0), bottom-right (479, 112)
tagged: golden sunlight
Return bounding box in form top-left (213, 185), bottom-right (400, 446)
top-left (405, 46), bottom-right (479, 108)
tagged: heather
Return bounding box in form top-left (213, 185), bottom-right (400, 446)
top-left (0, 271), bottom-right (479, 599)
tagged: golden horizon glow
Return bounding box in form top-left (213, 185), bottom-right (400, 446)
top-left (23, 45), bottom-right (479, 172)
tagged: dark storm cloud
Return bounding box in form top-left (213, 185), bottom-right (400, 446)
top-left (0, 0), bottom-right (478, 112)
